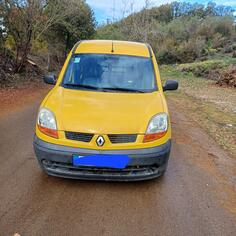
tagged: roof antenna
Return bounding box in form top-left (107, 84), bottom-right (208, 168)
top-left (111, 41), bottom-right (114, 53)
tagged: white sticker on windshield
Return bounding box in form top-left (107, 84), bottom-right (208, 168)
top-left (74, 57), bottom-right (80, 63)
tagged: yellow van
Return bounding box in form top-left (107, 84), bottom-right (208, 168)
top-left (33, 40), bottom-right (178, 181)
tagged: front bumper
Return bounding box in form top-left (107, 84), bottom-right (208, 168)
top-left (33, 136), bottom-right (171, 181)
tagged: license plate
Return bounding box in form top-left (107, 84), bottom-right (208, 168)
top-left (72, 154), bottom-right (130, 169)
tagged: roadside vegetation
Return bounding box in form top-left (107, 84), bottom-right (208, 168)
top-left (97, 1), bottom-right (236, 87)
top-left (178, 57), bottom-right (236, 87)
top-left (160, 65), bottom-right (236, 158)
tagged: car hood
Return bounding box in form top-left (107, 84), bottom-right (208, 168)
top-left (44, 86), bottom-right (164, 134)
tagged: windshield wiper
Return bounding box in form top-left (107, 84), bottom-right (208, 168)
top-left (63, 84), bottom-right (146, 93)
top-left (102, 87), bottom-right (146, 93)
top-left (63, 83), bottom-right (102, 91)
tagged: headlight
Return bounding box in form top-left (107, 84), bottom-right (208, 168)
top-left (37, 108), bottom-right (58, 138)
top-left (143, 113), bottom-right (168, 142)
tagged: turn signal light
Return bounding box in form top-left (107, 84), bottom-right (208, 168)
top-left (38, 125), bottom-right (58, 139)
top-left (143, 131), bottom-right (167, 142)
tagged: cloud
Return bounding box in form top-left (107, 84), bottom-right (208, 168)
top-left (86, 0), bottom-right (173, 23)
top-left (180, 0), bottom-right (236, 7)
top-left (87, 0), bottom-right (236, 23)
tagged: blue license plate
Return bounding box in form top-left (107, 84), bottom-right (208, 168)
top-left (72, 154), bottom-right (130, 169)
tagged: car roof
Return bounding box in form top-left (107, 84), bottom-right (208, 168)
top-left (74, 40), bottom-right (151, 58)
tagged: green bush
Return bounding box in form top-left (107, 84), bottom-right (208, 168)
top-left (96, 3), bottom-right (235, 65)
top-left (178, 58), bottom-right (236, 78)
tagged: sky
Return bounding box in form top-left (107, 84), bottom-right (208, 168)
top-left (86, 0), bottom-right (236, 24)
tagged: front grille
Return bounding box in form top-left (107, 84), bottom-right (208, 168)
top-left (65, 132), bottom-right (137, 144)
top-left (42, 160), bottom-right (159, 174)
top-left (108, 134), bottom-right (137, 143)
top-left (65, 132), bottom-right (93, 142)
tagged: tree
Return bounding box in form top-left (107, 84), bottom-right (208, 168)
top-left (0, 0), bottom-right (95, 72)
top-left (45, 0), bottom-right (95, 70)
top-left (96, 1), bottom-right (235, 64)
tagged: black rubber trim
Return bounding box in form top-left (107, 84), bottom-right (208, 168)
top-left (41, 164), bottom-right (167, 181)
top-left (146, 44), bottom-right (153, 58)
top-left (72, 41), bottom-right (83, 54)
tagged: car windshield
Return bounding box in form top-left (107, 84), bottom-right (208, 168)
top-left (62, 54), bottom-right (157, 93)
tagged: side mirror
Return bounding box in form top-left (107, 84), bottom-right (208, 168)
top-left (43, 74), bottom-right (56, 85)
top-left (163, 80), bottom-right (178, 92)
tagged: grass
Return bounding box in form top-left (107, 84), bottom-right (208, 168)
top-left (167, 57), bottom-right (236, 81)
top-left (160, 65), bottom-right (236, 158)
top-left (178, 57), bottom-right (236, 72)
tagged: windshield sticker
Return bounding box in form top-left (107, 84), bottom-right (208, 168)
top-left (74, 57), bottom-right (81, 63)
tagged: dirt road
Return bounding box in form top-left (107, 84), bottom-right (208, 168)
top-left (0, 94), bottom-right (236, 236)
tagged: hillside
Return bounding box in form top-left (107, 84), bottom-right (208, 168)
top-left (97, 2), bottom-right (235, 62)
top-left (96, 2), bottom-right (236, 87)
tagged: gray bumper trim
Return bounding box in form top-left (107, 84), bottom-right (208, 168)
top-left (33, 136), bottom-right (171, 181)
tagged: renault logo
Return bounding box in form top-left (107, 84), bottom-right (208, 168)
top-left (96, 136), bottom-right (105, 146)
